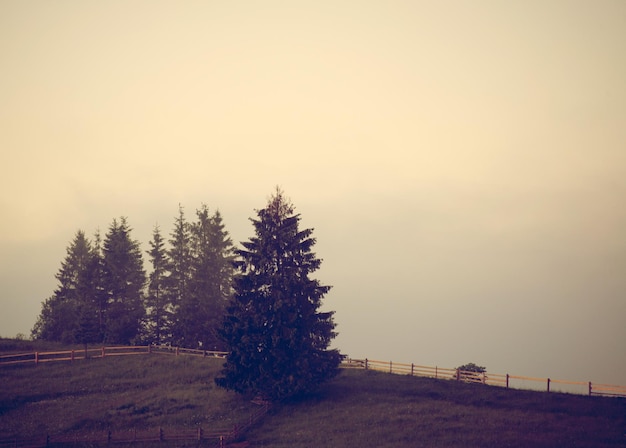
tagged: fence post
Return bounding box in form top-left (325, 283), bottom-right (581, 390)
top-left (435, 366), bottom-right (438, 379)
top-left (365, 358), bottom-right (368, 370)
top-left (102, 347), bottom-right (105, 358)
top-left (456, 369), bottom-right (460, 381)
top-left (411, 363), bottom-right (414, 376)
top-left (547, 378), bottom-right (551, 392)
top-left (35, 352), bottom-right (39, 366)
top-left (71, 350), bottom-right (75, 361)
top-left (506, 374), bottom-right (509, 389)
top-left (176, 347), bottom-right (179, 356)
top-left (148, 345), bottom-right (152, 354)
top-left (588, 382), bottom-right (592, 396)
top-left (197, 427), bottom-right (202, 440)
top-left (389, 360), bottom-right (392, 373)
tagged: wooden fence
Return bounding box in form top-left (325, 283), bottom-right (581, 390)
top-left (0, 403), bottom-right (268, 447)
top-left (0, 344), bottom-right (228, 367)
top-left (2, 345), bottom-right (625, 398)
top-left (342, 358), bottom-right (626, 398)
top-left (0, 345), bottom-right (257, 447)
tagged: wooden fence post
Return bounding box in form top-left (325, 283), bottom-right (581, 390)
top-left (547, 378), bottom-right (551, 392)
top-left (435, 366), bottom-right (438, 379)
top-left (456, 369), bottom-right (460, 381)
top-left (506, 374), bottom-right (509, 389)
top-left (411, 363), bottom-right (414, 376)
top-left (389, 360), bottom-right (392, 373)
top-left (71, 350), bottom-right (75, 361)
top-left (365, 358), bottom-right (368, 370)
top-left (35, 352), bottom-right (39, 366)
top-left (197, 427), bottom-right (202, 440)
top-left (588, 382), bottom-right (592, 396)
top-left (176, 347), bottom-right (179, 356)
top-left (101, 347), bottom-right (105, 358)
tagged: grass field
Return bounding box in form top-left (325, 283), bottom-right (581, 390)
top-left (249, 369), bottom-right (626, 447)
top-left (0, 340), bottom-right (257, 445)
top-left (1, 339), bottom-right (625, 447)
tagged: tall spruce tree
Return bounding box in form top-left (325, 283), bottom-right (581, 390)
top-left (101, 217), bottom-right (146, 344)
top-left (87, 230), bottom-right (107, 341)
top-left (216, 188), bottom-right (341, 400)
top-left (180, 206), bottom-right (235, 350)
top-left (32, 230), bottom-right (93, 342)
top-left (167, 205), bottom-right (193, 346)
top-left (75, 229), bottom-right (105, 344)
top-left (145, 225), bottom-right (171, 344)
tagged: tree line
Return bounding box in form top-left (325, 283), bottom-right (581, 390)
top-left (32, 189), bottom-right (341, 400)
top-left (32, 204), bottom-right (235, 350)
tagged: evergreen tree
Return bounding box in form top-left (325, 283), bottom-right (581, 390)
top-left (31, 230), bottom-right (93, 342)
top-left (144, 225), bottom-right (171, 344)
top-left (74, 303), bottom-right (101, 349)
top-left (90, 230), bottom-right (107, 340)
top-left (101, 217), bottom-right (146, 344)
top-left (166, 205), bottom-right (193, 346)
top-left (76, 229), bottom-right (105, 343)
top-left (179, 205), bottom-right (235, 350)
top-left (216, 188), bottom-right (341, 400)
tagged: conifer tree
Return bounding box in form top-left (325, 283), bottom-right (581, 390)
top-left (167, 205), bottom-right (193, 346)
top-left (216, 188), bottom-right (341, 400)
top-left (76, 229), bottom-right (105, 343)
top-left (145, 225), bottom-right (171, 344)
top-left (32, 230), bottom-right (93, 342)
top-left (180, 206), bottom-right (235, 350)
top-left (101, 217), bottom-right (146, 344)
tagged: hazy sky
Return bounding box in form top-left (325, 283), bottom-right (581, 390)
top-left (1, 1), bottom-right (625, 385)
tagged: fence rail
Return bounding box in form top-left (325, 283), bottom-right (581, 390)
top-left (0, 344), bottom-right (227, 367)
top-left (2, 346), bottom-right (624, 398)
top-left (0, 407), bottom-right (269, 448)
top-left (341, 358), bottom-right (626, 398)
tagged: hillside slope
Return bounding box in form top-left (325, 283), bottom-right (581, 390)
top-left (0, 352), bottom-right (256, 439)
top-left (2, 340), bottom-right (625, 448)
top-left (250, 369), bottom-right (626, 448)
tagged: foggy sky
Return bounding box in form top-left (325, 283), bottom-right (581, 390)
top-left (1, 1), bottom-right (625, 385)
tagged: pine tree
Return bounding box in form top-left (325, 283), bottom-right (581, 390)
top-left (180, 206), bottom-right (235, 350)
top-left (166, 205), bottom-right (193, 346)
top-left (216, 188), bottom-right (341, 400)
top-left (31, 230), bottom-right (93, 342)
top-left (89, 230), bottom-right (107, 341)
top-left (76, 229), bottom-right (105, 343)
top-left (101, 217), bottom-right (146, 344)
top-left (145, 225), bottom-right (171, 344)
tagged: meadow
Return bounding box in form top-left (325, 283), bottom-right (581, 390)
top-left (1, 339), bottom-right (624, 447)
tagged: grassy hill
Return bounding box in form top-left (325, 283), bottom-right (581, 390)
top-left (1, 339), bottom-right (625, 447)
top-left (250, 369), bottom-right (626, 447)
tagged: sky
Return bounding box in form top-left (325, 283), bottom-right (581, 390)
top-left (1, 1), bottom-right (625, 386)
